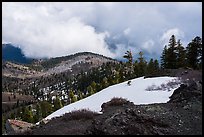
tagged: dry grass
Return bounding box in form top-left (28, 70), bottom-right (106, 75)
top-left (61, 109), bottom-right (99, 121)
top-left (108, 97), bottom-right (129, 106)
top-left (145, 78), bottom-right (181, 91)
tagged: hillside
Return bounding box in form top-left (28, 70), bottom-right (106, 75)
top-left (18, 76), bottom-right (202, 135)
top-left (2, 52), bottom-right (118, 78)
top-left (2, 52), bottom-right (118, 132)
top-left (2, 52), bottom-right (118, 95)
top-left (38, 52), bottom-right (116, 70)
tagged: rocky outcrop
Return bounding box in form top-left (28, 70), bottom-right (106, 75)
top-left (5, 119), bottom-right (34, 135)
top-left (86, 105), bottom-right (170, 135)
top-left (86, 81), bottom-right (202, 135)
top-left (168, 81), bottom-right (202, 103)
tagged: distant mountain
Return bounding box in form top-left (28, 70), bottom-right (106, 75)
top-left (2, 44), bottom-right (34, 64)
top-left (2, 51), bottom-right (119, 90)
top-left (38, 52), bottom-right (118, 70)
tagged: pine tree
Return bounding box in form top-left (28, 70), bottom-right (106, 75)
top-left (40, 101), bottom-right (52, 118)
top-left (147, 58), bottom-right (154, 75)
top-left (10, 112), bottom-right (15, 119)
top-left (16, 99), bottom-right (19, 107)
top-left (133, 60), bottom-right (139, 77)
top-left (186, 36), bottom-right (202, 69)
top-left (90, 81), bottom-right (97, 92)
top-left (166, 35), bottom-right (177, 69)
top-left (20, 106), bottom-right (25, 118)
top-left (87, 85), bottom-right (95, 96)
top-left (2, 115), bottom-right (5, 134)
top-left (118, 68), bottom-right (125, 83)
top-left (22, 107), bottom-right (34, 123)
top-left (160, 45), bottom-right (168, 69)
top-left (123, 50), bottom-right (134, 76)
top-left (137, 51), bottom-right (147, 76)
top-left (72, 95), bottom-right (77, 103)
top-left (16, 107), bottom-right (21, 118)
top-left (101, 77), bottom-right (109, 89)
top-left (153, 59), bottom-right (160, 72)
top-left (33, 104), bottom-right (42, 123)
top-left (77, 90), bottom-right (83, 100)
top-left (53, 96), bottom-right (63, 111)
top-left (113, 71), bottom-right (120, 84)
top-left (176, 39), bottom-right (186, 68)
top-left (69, 90), bottom-right (77, 103)
top-left (123, 50), bottom-right (133, 65)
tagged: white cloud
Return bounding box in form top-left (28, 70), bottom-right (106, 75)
top-left (160, 28), bottom-right (184, 46)
top-left (124, 28), bottom-right (131, 36)
top-left (2, 2), bottom-right (114, 59)
top-left (2, 2), bottom-right (202, 60)
top-left (113, 43), bottom-right (139, 60)
top-left (142, 40), bottom-right (155, 54)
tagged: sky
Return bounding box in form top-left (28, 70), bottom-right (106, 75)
top-left (2, 2), bottom-right (202, 61)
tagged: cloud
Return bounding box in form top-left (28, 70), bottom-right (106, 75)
top-left (2, 2), bottom-right (114, 59)
top-left (142, 39), bottom-right (155, 54)
top-left (2, 2), bottom-right (202, 60)
top-left (123, 28), bottom-right (131, 36)
top-left (160, 28), bottom-right (184, 46)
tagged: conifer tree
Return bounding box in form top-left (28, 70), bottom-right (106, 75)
top-left (22, 107), bottom-right (34, 123)
top-left (137, 51), bottom-right (147, 76)
top-left (40, 101), bottom-right (52, 118)
top-left (10, 112), bottom-right (15, 119)
top-left (102, 77), bottom-right (109, 88)
top-left (53, 96), bottom-right (63, 111)
top-left (69, 89), bottom-right (77, 103)
top-left (33, 104), bottom-right (42, 123)
top-left (77, 90), bottom-right (83, 100)
top-left (90, 81), bottom-right (97, 92)
top-left (153, 59), bottom-right (160, 72)
top-left (123, 50), bottom-right (133, 65)
top-left (87, 85), bottom-right (95, 96)
top-left (133, 60), bottom-right (139, 77)
top-left (176, 39), bottom-right (186, 68)
top-left (2, 115), bottom-right (5, 134)
top-left (147, 58), bottom-right (154, 75)
top-left (160, 45), bottom-right (167, 69)
top-left (166, 35), bottom-right (177, 69)
top-left (186, 36), bottom-right (202, 69)
top-left (72, 95), bottom-right (77, 103)
top-left (113, 71), bottom-right (120, 84)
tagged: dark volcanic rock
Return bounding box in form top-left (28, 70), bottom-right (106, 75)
top-left (86, 106), bottom-right (170, 135)
top-left (168, 82), bottom-right (202, 103)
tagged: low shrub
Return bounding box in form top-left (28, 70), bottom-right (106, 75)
top-left (108, 97), bottom-right (129, 106)
top-left (62, 109), bottom-right (99, 121)
top-left (145, 78), bottom-right (181, 91)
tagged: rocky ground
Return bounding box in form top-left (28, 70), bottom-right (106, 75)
top-left (19, 76), bottom-right (202, 135)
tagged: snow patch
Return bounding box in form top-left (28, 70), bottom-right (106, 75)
top-left (43, 76), bottom-right (180, 121)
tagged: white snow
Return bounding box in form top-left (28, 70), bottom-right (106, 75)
top-left (43, 76), bottom-right (180, 121)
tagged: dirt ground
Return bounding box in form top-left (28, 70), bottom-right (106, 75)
top-left (2, 92), bottom-right (35, 113)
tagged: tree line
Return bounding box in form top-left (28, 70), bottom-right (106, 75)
top-left (161, 35), bottom-right (202, 69)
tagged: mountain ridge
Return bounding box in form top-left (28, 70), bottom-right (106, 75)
top-left (2, 44), bottom-right (34, 64)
